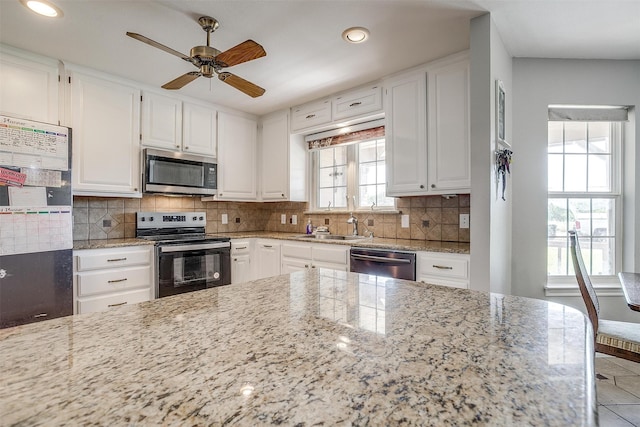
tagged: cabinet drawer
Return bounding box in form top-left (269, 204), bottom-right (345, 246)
top-left (313, 246), bottom-right (348, 265)
top-left (418, 253), bottom-right (468, 280)
top-left (77, 288), bottom-right (151, 314)
top-left (77, 266), bottom-right (151, 296)
top-left (333, 86), bottom-right (382, 120)
top-left (231, 241), bottom-right (251, 255)
top-left (282, 243), bottom-right (313, 260)
top-left (76, 248), bottom-right (152, 271)
top-left (291, 99), bottom-right (331, 131)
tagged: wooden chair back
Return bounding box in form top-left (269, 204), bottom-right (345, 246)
top-left (568, 230), bottom-right (600, 334)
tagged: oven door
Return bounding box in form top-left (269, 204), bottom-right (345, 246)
top-left (157, 241), bottom-right (231, 298)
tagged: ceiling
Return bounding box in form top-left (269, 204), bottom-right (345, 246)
top-left (1, 0), bottom-right (639, 117)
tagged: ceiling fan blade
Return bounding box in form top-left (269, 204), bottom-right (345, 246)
top-left (162, 72), bottom-right (201, 90)
top-left (216, 40), bottom-right (266, 67)
top-left (126, 32), bottom-right (194, 64)
top-left (218, 72), bottom-right (265, 98)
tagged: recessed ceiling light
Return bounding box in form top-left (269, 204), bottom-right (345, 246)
top-left (342, 27), bottom-right (370, 44)
top-left (19, 0), bottom-right (63, 18)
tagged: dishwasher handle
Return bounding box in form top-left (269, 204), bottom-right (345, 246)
top-left (350, 253), bottom-right (413, 264)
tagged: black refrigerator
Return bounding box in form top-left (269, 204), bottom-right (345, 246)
top-left (0, 115), bottom-right (73, 328)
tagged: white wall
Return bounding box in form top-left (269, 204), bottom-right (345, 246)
top-left (512, 58), bottom-right (640, 323)
top-left (469, 14), bottom-right (513, 294)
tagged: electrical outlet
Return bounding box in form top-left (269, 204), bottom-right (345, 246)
top-left (281, 214), bottom-right (286, 224)
top-left (401, 214), bottom-right (409, 228)
top-left (235, 217), bottom-right (240, 224)
top-left (221, 214), bottom-right (228, 225)
top-left (460, 214), bottom-right (470, 229)
top-left (292, 215), bottom-right (297, 225)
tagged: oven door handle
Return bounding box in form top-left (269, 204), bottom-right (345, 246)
top-left (350, 254), bottom-right (413, 264)
top-left (160, 242), bottom-right (230, 253)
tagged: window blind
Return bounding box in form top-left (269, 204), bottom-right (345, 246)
top-left (548, 105), bottom-right (629, 122)
top-left (306, 119), bottom-right (384, 150)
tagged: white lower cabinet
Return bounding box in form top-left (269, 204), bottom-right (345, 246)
top-left (254, 239), bottom-right (281, 280)
top-left (416, 251), bottom-right (470, 289)
top-left (231, 240), bottom-right (252, 284)
top-left (281, 242), bottom-right (349, 272)
top-left (74, 245), bottom-right (154, 314)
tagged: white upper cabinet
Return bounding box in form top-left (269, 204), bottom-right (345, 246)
top-left (427, 53), bottom-right (470, 191)
top-left (260, 111), bottom-right (290, 201)
top-left (65, 66), bottom-right (141, 197)
top-left (384, 69), bottom-right (428, 196)
top-left (332, 85), bottom-right (382, 121)
top-left (384, 51), bottom-right (470, 197)
top-left (141, 91), bottom-right (182, 151)
top-left (0, 45), bottom-right (60, 124)
top-left (290, 99), bottom-right (332, 132)
top-left (216, 111), bottom-right (258, 200)
top-left (260, 110), bottom-right (307, 202)
top-left (182, 101), bottom-right (217, 156)
top-left (141, 92), bottom-right (217, 157)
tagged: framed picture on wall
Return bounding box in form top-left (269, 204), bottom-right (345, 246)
top-left (495, 79), bottom-right (510, 148)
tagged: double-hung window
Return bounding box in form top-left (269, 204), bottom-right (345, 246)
top-left (310, 123), bottom-right (394, 211)
top-left (547, 106), bottom-right (626, 283)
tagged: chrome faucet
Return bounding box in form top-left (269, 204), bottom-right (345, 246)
top-left (347, 212), bottom-right (358, 236)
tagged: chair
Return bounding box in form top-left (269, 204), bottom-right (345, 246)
top-left (569, 230), bottom-right (640, 363)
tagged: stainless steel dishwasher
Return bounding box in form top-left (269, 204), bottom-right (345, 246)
top-left (349, 248), bottom-right (416, 280)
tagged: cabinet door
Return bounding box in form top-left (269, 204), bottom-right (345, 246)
top-left (427, 56), bottom-right (470, 191)
top-left (290, 99), bottom-right (332, 132)
top-left (231, 254), bottom-right (251, 284)
top-left (255, 241), bottom-right (281, 279)
top-left (261, 112), bottom-right (289, 200)
top-left (217, 112), bottom-right (257, 200)
top-left (332, 85), bottom-right (382, 121)
top-left (384, 70), bottom-right (428, 196)
top-left (0, 45), bottom-right (59, 124)
top-left (281, 258), bottom-right (309, 274)
top-left (141, 91), bottom-right (182, 151)
top-left (67, 69), bottom-right (141, 196)
top-left (183, 102), bottom-right (217, 156)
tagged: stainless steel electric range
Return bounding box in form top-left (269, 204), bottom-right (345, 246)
top-left (136, 212), bottom-right (231, 298)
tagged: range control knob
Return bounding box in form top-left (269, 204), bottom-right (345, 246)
top-left (199, 216), bottom-right (204, 221)
top-left (149, 217), bottom-right (154, 222)
top-left (192, 216), bottom-right (198, 221)
top-left (141, 217), bottom-right (145, 222)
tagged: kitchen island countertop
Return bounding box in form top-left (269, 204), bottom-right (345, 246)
top-left (0, 270), bottom-right (595, 425)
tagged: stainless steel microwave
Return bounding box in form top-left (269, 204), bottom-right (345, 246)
top-left (143, 148), bottom-right (217, 196)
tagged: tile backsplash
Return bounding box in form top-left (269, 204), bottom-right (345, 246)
top-left (73, 194), bottom-right (470, 243)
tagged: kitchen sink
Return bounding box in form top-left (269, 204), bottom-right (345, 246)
top-left (295, 234), bottom-right (368, 241)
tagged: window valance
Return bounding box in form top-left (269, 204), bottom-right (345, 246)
top-left (548, 105), bottom-right (629, 122)
top-left (306, 120), bottom-right (385, 150)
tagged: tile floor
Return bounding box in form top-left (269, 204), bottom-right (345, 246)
top-left (596, 355), bottom-right (640, 426)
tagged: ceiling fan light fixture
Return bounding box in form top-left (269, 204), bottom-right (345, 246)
top-left (342, 27), bottom-right (369, 44)
top-left (19, 0), bottom-right (63, 17)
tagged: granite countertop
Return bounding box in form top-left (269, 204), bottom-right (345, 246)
top-left (0, 270), bottom-right (595, 425)
top-left (214, 231), bottom-right (471, 254)
top-left (72, 232), bottom-right (470, 254)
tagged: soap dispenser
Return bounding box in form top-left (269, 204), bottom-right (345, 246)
top-left (306, 219), bottom-right (313, 234)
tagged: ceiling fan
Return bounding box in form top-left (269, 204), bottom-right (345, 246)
top-left (126, 16), bottom-right (266, 98)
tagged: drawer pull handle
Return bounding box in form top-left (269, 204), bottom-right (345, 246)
top-left (108, 278), bottom-right (128, 283)
top-left (236, 246), bottom-right (247, 250)
top-left (33, 313), bottom-right (48, 318)
top-left (107, 257), bottom-right (127, 262)
top-left (108, 302), bottom-right (127, 307)
top-left (305, 114), bottom-right (316, 119)
top-left (349, 102), bottom-right (362, 107)
top-left (263, 245), bottom-right (273, 248)
top-left (433, 265), bottom-right (453, 270)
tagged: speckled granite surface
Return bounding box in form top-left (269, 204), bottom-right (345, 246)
top-left (73, 232), bottom-right (470, 254)
top-left (0, 270), bottom-right (595, 425)
top-left (73, 237), bottom-right (156, 250)
top-left (214, 231), bottom-right (471, 254)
